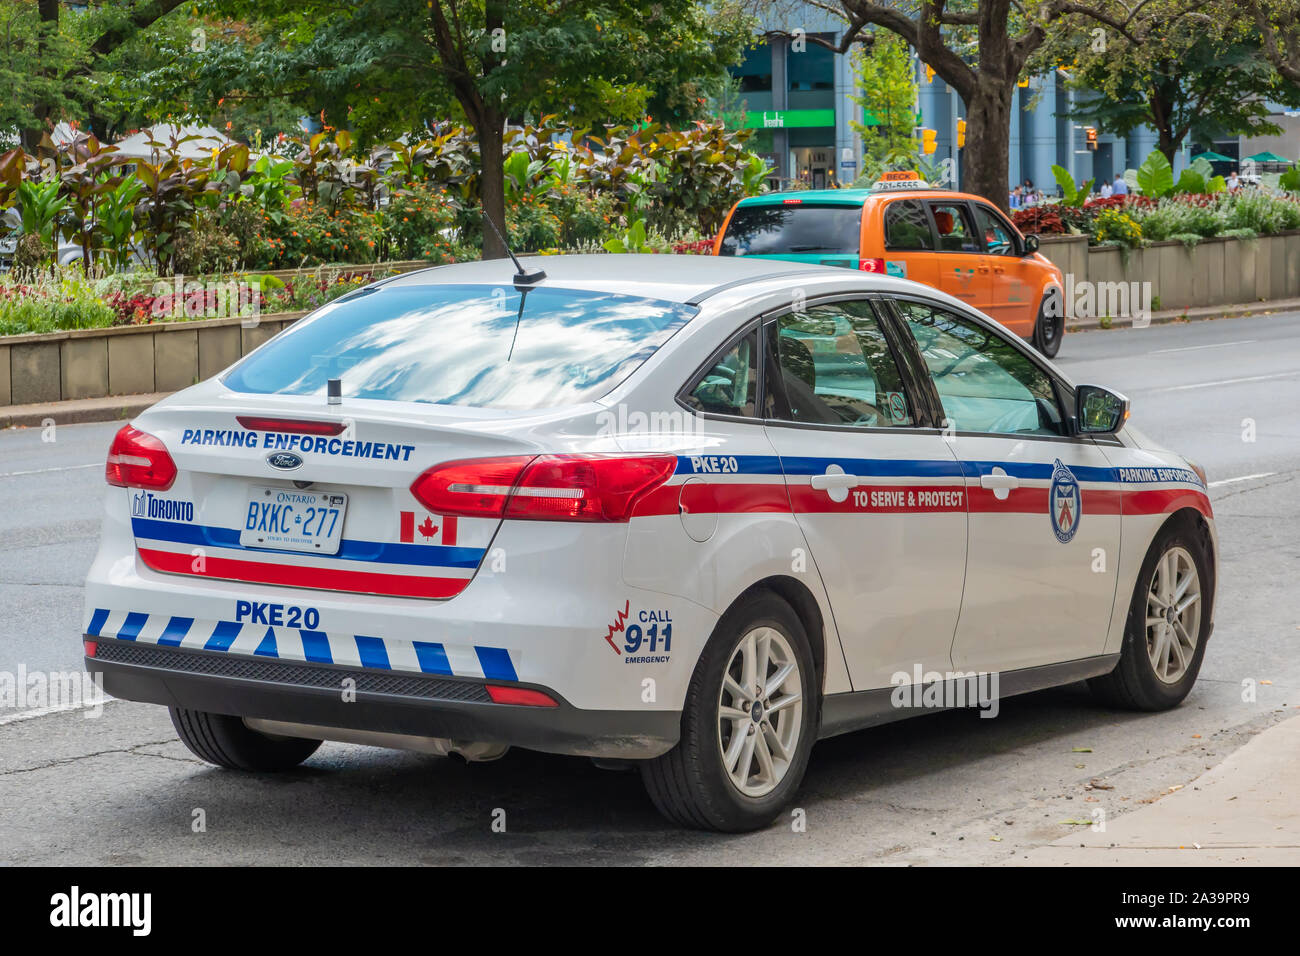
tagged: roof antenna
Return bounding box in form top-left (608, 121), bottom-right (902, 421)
top-left (483, 211), bottom-right (546, 288)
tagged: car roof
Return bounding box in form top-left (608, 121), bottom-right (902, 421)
top-left (377, 253), bottom-right (847, 305)
top-left (735, 187), bottom-right (989, 207)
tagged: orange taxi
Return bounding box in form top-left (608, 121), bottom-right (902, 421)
top-left (713, 172), bottom-right (1067, 356)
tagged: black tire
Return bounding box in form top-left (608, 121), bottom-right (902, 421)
top-left (170, 707), bottom-right (321, 771)
top-left (640, 592), bottom-right (818, 832)
top-left (1089, 517), bottom-right (1214, 710)
top-left (1032, 296), bottom-right (1064, 358)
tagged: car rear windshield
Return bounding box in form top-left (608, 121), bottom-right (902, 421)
top-left (718, 203), bottom-right (862, 257)
top-left (222, 284), bottom-right (697, 409)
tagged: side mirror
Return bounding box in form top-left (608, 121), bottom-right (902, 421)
top-left (1022, 234), bottom-right (1040, 255)
top-left (1076, 384), bottom-right (1129, 435)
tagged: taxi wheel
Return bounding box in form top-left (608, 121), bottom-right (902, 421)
top-left (1032, 298), bottom-right (1064, 358)
top-left (170, 707), bottom-right (321, 771)
top-left (640, 592), bottom-right (817, 832)
top-left (1089, 519), bottom-right (1212, 711)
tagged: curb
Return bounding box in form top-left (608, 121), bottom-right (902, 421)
top-left (1067, 297), bottom-right (1300, 332)
top-left (0, 392), bottom-right (168, 430)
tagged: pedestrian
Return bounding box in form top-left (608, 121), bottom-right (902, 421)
top-left (1100, 180), bottom-right (1113, 199)
top-left (1111, 174), bottom-right (1128, 196)
top-left (1009, 186), bottom-right (1023, 209)
top-left (1226, 170), bottom-right (1240, 190)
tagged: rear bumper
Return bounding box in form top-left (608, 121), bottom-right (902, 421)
top-left (87, 637), bottom-right (679, 759)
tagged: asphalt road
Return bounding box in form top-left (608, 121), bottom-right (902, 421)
top-left (1, 312), bottom-right (1298, 864)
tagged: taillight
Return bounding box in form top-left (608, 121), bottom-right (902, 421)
top-left (105, 425), bottom-right (177, 490)
top-left (859, 257), bottom-right (885, 272)
top-left (83, 640), bottom-right (97, 658)
top-left (409, 454), bottom-right (676, 523)
top-left (506, 455), bottom-right (677, 522)
top-left (410, 456), bottom-right (536, 518)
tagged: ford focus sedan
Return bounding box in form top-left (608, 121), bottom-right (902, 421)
top-left (83, 255), bottom-right (1215, 832)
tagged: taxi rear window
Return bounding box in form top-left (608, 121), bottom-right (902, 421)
top-left (223, 284), bottom-right (696, 410)
top-left (719, 203), bottom-right (862, 257)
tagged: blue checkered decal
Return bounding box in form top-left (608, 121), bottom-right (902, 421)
top-left (85, 608), bottom-right (518, 681)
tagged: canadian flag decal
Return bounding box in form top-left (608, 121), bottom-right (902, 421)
top-left (399, 511), bottom-right (458, 545)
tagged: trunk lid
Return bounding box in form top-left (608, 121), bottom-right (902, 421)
top-left (128, 396), bottom-right (542, 600)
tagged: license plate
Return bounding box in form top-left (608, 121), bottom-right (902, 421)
top-left (239, 487), bottom-right (348, 555)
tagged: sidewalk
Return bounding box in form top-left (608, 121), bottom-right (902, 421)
top-left (1067, 295), bottom-right (1300, 331)
top-left (1011, 714), bottom-right (1300, 865)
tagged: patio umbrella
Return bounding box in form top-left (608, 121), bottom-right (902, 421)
top-left (1191, 151), bottom-right (1233, 163)
top-left (1242, 151), bottom-right (1294, 165)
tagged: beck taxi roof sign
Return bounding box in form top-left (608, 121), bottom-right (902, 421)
top-left (871, 170), bottom-right (932, 191)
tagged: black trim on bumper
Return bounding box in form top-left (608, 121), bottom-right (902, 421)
top-left (86, 637), bottom-right (679, 759)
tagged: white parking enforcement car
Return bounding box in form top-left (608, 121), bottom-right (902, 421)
top-left (84, 255), bottom-right (1216, 832)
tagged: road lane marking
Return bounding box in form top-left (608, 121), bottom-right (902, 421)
top-left (1147, 372), bottom-right (1298, 393)
top-left (1207, 472), bottom-right (1278, 488)
top-left (0, 698), bottom-right (118, 726)
top-left (0, 462), bottom-right (98, 479)
top-left (1148, 339), bottom-right (1256, 354)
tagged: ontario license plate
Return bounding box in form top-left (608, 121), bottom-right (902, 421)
top-left (239, 487), bottom-right (348, 555)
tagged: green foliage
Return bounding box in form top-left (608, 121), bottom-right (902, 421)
top-left (602, 219), bottom-right (672, 254)
top-left (378, 182), bottom-right (462, 261)
top-left (1049, 20), bottom-right (1300, 164)
top-left (1051, 164), bottom-right (1095, 207)
top-left (16, 179), bottom-right (68, 249)
top-left (1220, 190), bottom-right (1300, 232)
top-left (1136, 151), bottom-right (1175, 198)
top-left (0, 266), bottom-right (117, 336)
top-left (97, 174), bottom-right (145, 272)
top-left (1091, 209), bottom-right (1143, 247)
top-left (172, 209), bottom-right (242, 275)
top-left (1279, 166), bottom-right (1300, 192)
top-left (849, 32), bottom-right (919, 169)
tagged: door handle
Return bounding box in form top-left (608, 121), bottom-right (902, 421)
top-left (811, 473), bottom-right (861, 490)
top-left (979, 473), bottom-right (1020, 490)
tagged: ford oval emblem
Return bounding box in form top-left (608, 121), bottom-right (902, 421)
top-left (267, 452), bottom-right (303, 471)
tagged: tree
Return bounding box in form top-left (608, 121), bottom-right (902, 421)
top-left (1245, 0), bottom-right (1300, 85)
top-left (757, 0), bottom-right (1285, 212)
top-left (189, 0), bottom-right (753, 258)
top-left (759, 0), bottom-right (1099, 213)
top-left (2, 0), bottom-right (191, 149)
top-left (848, 30), bottom-right (918, 170)
top-left (1040, 4), bottom-right (1300, 165)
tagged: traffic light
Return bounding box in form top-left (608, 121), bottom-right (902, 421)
top-left (1085, 127), bottom-right (1098, 150)
top-left (922, 128), bottom-right (937, 155)
top-left (956, 119), bottom-right (967, 149)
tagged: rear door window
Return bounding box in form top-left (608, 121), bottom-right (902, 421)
top-left (883, 199), bottom-right (936, 250)
top-left (770, 301), bottom-right (916, 428)
top-left (927, 202), bottom-right (980, 252)
top-left (223, 284), bottom-right (696, 410)
top-left (719, 203), bottom-right (862, 257)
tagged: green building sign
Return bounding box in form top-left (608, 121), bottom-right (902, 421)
top-left (739, 109), bottom-right (836, 129)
